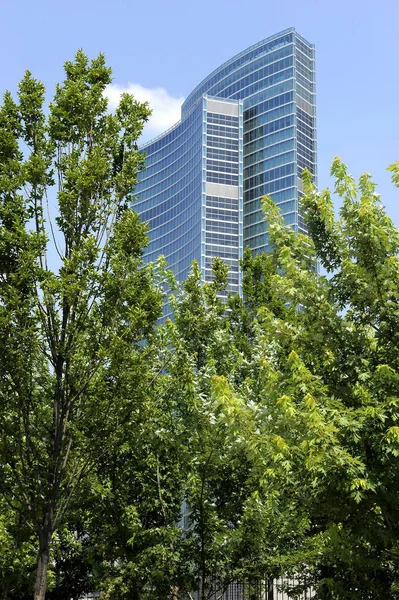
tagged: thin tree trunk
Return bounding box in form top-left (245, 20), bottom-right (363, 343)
top-left (34, 521), bottom-right (53, 600)
top-left (34, 543), bottom-right (49, 600)
top-left (171, 584), bottom-right (179, 600)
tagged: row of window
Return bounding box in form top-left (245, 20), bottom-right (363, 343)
top-left (136, 149), bottom-right (202, 203)
top-left (297, 71), bottom-right (315, 93)
top-left (244, 220), bottom-right (266, 238)
top-left (297, 155), bottom-right (315, 176)
top-left (245, 232), bottom-right (269, 248)
top-left (296, 94), bottom-right (315, 116)
top-left (135, 170), bottom-right (202, 210)
top-left (296, 82), bottom-right (315, 105)
top-left (182, 32), bottom-right (293, 114)
top-left (296, 47), bottom-right (314, 71)
top-left (244, 136), bottom-right (295, 168)
top-left (244, 199), bottom-right (296, 226)
top-left (206, 195), bottom-right (239, 210)
top-left (206, 220), bottom-right (239, 234)
top-left (244, 162), bottom-right (295, 191)
top-left (244, 210), bottom-right (296, 238)
top-left (297, 141), bottom-right (315, 164)
top-left (206, 208), bottom-right (239, 222)
top-left (244, 125), bottom-right (295, 156)
top-left (215, 56), bottom-right (294, 100)
top-left (205, 272), bottom-right (240, 286)
top-left (139, 183), bottom-right (201, 223)
top-left (297, 118), bottom-right (315, 141)
top-left (297, 130), bottom-right (315, 152)
top-left (298, 211), bottom-right (308, 233)
top-left (244, 114), bottom-right (294, 146)
top-left (205, 232), bottom-right (239, 246)
top-left (296, 37), bottom-right (314, 60)
top-left (207, 113), bottom-right (239, 126)
top-left (207, 124), bottom-right (239, 138)
top-left (207, 135), bottom-right (239, 150)
top-left (206, 120), bottom-right (240, 188)
top-left (244, 186), bottom-right (295, 216)
top-left (207, 147), bottom-right (239, 162)
top-left (146, 229), bottom-right (201, 265)
top-left (284, 212), bottom-right (297, 225)
top-left (244, 90), bottom-right (294, 123)
top-left (167, 247), bottom-right (201, 271)
top-left (147, 201), bottom-right (202, 247)
top-left (245, 174), bottom-right (296, 201)
top-left (205, 45), bottom-right (294, 102)
top-left (216, 286), bottom-right (240, 298)
top-left (206, 172), bottom-right (239, 186)
top-left (207, 160), bottom-right (239, 175)
top-left (205, 258), bottom-right (239, 272)
top-left (296, 59), bottom-right (314, 82)
top-left (244, 78), bottom-right (294, 110)
top-left (140, 138), bottom-right (202, 186)
top-left (205, 244), bottom-right (240, 260)
top-left (244, 106), bottom-right (295, 144)
top-left (142, 105), bottom-right (202, 161)
top-left (229, 67), bottom-right (295, 102)
top-left (143, 192), bottom-right (201, 233)
top-left (244, 150), bottom-right (295, 179)
top-left (147, 220), bottom-right (201, 256)
top-left (297, 107), bottom-right (315, 129)
top-left (244, 100), bottom-right (295, 135)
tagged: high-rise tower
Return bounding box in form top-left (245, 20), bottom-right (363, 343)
top-left (135, 28), bottom-right (316, 295)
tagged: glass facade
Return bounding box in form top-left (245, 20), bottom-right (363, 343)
top-left (135, 28), bottom-right (316, 291)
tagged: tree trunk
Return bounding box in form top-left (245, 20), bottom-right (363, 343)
top-left (34, 525), bottom-right (52, 600)
top-left (170, 585), bottom-right (179, 600)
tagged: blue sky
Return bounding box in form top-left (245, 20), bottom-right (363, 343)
top-left (1, 0), bottom-right (398, 222)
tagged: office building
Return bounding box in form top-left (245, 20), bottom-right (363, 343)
top-left (135, 28), bottom-right (316, 295)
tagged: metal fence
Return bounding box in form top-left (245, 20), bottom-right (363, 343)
top-left (80, 578), bottom-right (314, 599)
top-left (188, 578), bottom-right (314, 600)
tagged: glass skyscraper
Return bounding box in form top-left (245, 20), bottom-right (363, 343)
top-left (135, 28), bottom-right (316, 295)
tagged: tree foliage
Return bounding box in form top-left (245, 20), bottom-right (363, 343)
top-left (0, 50), bottom-right (162, 599)
top-left (230, 159), bottom-right (399, 599)
top-left (2, 47), bottom-right (399, 600)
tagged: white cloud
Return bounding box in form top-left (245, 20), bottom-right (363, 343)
top-left (105, 83), bottom-right (184, 142)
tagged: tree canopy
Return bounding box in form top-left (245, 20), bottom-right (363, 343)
top-left (2, 47), bottom-right (399, 600)
top-left (0, 50), bottom-right (163, 600)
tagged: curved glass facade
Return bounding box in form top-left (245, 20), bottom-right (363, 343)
top-left (135, 28), bottom-right (316, 293)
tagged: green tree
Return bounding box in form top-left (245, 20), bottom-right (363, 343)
top-left (168, 261), bottom-right (254, 600)
top-left (0, 51), bottom-right (162, 599)
top-left (84, 348), bottom-right (189, 600)
top-left (232, 159), bottom-right (399, 599)
top-left (0, 498), bottom-right (37, 599)
top-left (153, 260), bottom-right (298, 600)
top-left (91, 261), bottom-right (244, 600)
top-left (295, 159), bottom-right (399, 598)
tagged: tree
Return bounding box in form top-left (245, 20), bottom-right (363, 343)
top-left (166, 260), bottom-right (256, 600)
top-left (0, 497), bottom-right (37, 599)
top-left (82, 348), bottom-right (189, 600)
top-left (230, 159), bottom-right (399, 599)
top-left (149, 260), bottom-right (308, 600)
top-left (0, 51), bottom-right (163, 599)
top-left (295, 159), bottom-right (399, 598)
top-left (92, 157), bottom-right (399, 599)
top-left (93, 260), bottom-right (249, 600)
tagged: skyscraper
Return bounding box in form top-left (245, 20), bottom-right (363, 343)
top-left (135, 28), bottom-right (316, 295)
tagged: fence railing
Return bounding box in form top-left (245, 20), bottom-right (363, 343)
top-left (188, 578), bottom-right (314, 600)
